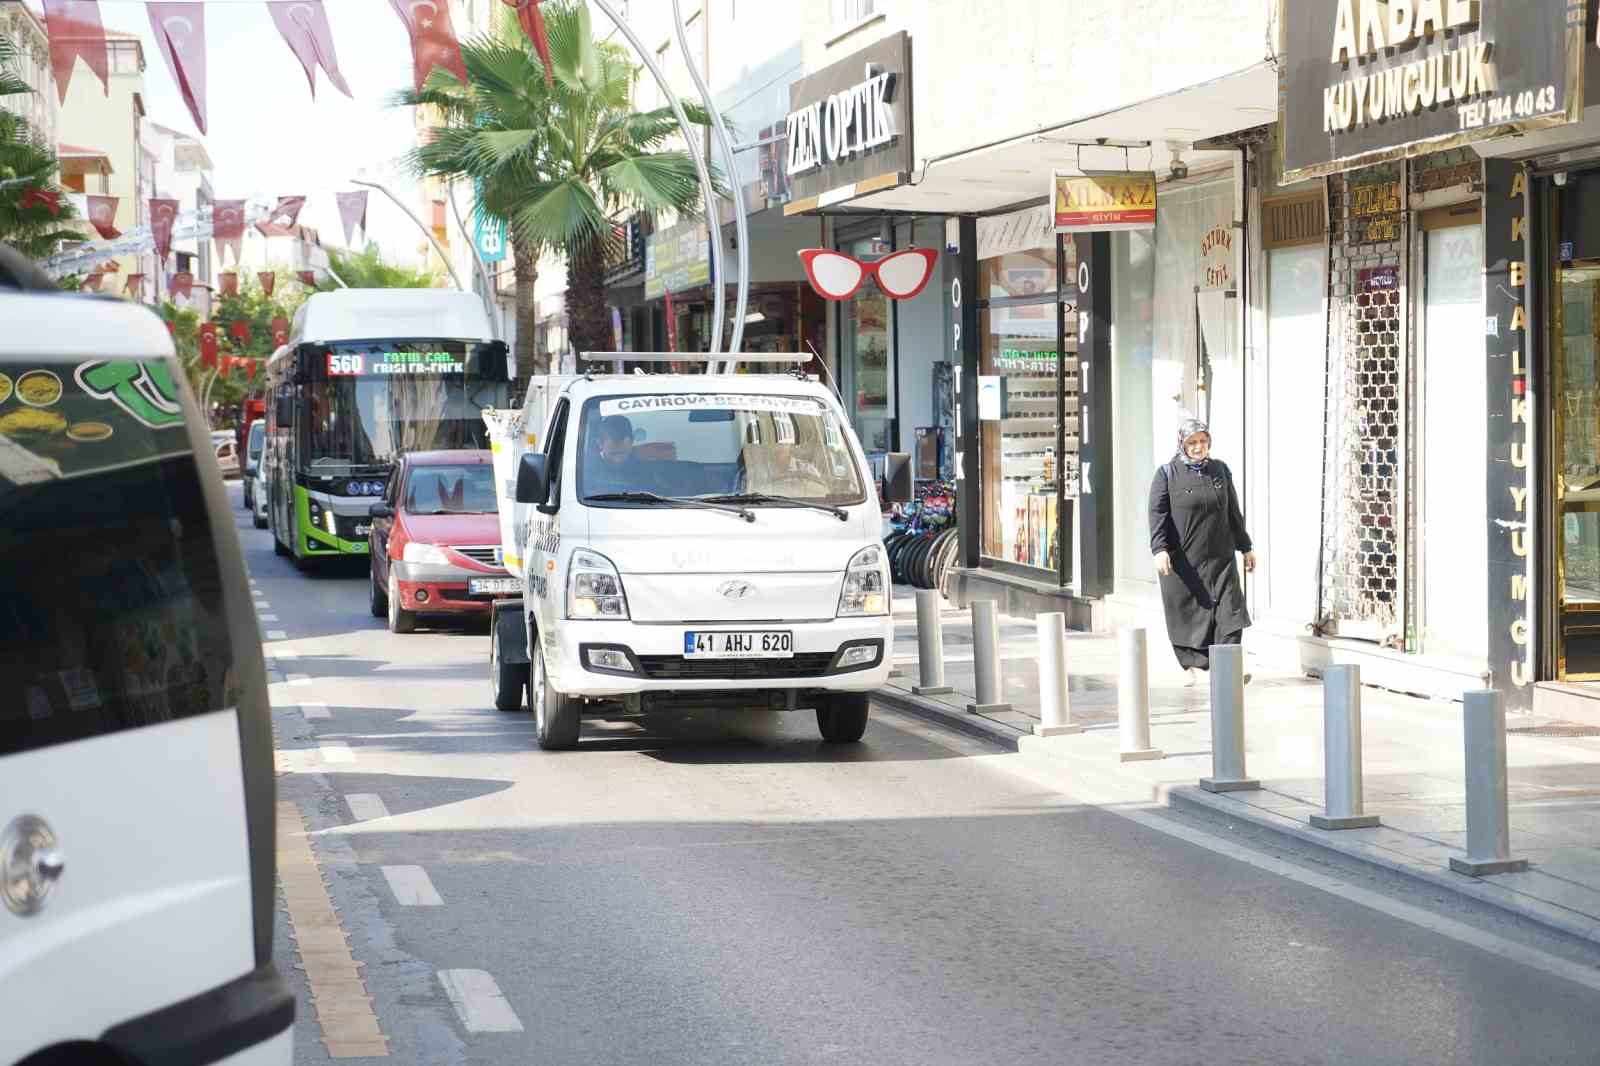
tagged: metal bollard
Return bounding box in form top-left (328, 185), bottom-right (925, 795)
top-left (1310, 665), bottom-right (1379, 829)
top-left (911, 588), bottom-right (953, 695)
top-left (1117, 628), bottom-right (1163, 761)
top-left (1448, 690), bottom-right (1529, 877)
top-left (965, 600), bottom-right (1012, 715)
top-left (1033, 612), bottom-right (1080, 737)
top-left (1199, 644), bottom-right (1259, 792)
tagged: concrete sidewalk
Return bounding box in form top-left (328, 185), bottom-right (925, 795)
top-left (882, 591), bottom-right (1600, 945)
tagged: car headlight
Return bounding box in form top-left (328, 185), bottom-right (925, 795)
top-left (402, 541), bottom-right (450, 565)
top-left (567, 549), bottom-right (629, 620)
top-left (837, 545), bottom-right (888, 616)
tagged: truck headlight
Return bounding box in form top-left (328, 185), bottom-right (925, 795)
top-left (837, 545), bottom-right (888, 617)
top-left (403, 541), bottom-right (449, 565)
top-left (568, 549), bottom-right (629, 620)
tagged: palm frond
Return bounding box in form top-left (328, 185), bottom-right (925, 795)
top-left (512, 177), bottom-right (606, 250)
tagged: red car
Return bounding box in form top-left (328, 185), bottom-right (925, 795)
top-left (367, 450), bottom-right (520, 633)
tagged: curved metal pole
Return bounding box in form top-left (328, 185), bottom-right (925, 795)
top-left (323, 263), bottom-right (350, 289)
top-left (671, 0), bottom-right (748, 363)
top-left (589, 0), bottom-right (723, 356)
top-left (349, 178), bottom-right (466, 292)
top-left (448, 180), bottom-right (503, 339)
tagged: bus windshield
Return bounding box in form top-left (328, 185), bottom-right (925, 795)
top-left (307, 341), bottom-right (501, 470)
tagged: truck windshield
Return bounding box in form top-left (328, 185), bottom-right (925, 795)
top-left (576, 393), bottom-right (866, 506)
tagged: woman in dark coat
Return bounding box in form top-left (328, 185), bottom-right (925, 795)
top-left (1148, 418), bottom-right (1256, 685)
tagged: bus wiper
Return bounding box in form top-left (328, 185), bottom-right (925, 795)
top-left (583, 491), bottom-right (754, 523)
top-left (704, 493), bottom-right (849, 521)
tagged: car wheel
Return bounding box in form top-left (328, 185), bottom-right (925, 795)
top-left (491, 625), bottom-right (528, 712)
top-left (369, 561), bottom-right (388, 618)
top-left (816, 692), bottom-right (869, 743)
top-left (387, 572), bottom-right (416, 634)
top-left (243, 484), bottom-right (252, 510)
top-left (529, 633), bottom-right (579, 749)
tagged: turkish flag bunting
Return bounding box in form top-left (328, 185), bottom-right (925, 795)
top-left (219, 272), bottom-right (238, 297)
top-left (267, 0), bottom-right (352, 99)
top-left (20, 188), bottom-right (61, 215)
top-left (270, 316), bottom-right (290, 347)
top-left (298, 270), bottom-right (317, 288)
top-left (149, 197), bottom-right (179, 261)
top-left (336, 190), bottom-right (368, 247)
top-left (42, 1), bottom-right (110, 104)
top-left (502, 0), bottom-right (553, 87)
top-left (230, 319), bottom-right (251, 345)
top-left (199, 322), bottom-right (218, 368)
top-left (98, 259), bottom-right (119, 274)
top-left (256, 195), bottom-right (306, 238)
top-left (86, 194), bottom-right (120, 239)
top-left (147, 3), bottom-right (208, 134)
top-left (169, 270), bottom-right (195, 301)
top-left (211, 198), bottom-right (246, 264)
top-left (389, 0), bottom-right (468, 92)
top-left (124, 273), bottom-right (145, 298)
top-left (83, 273), bottom-right (103, 292)
top-left (259, 272), bottom-right (277, 297)
top-left (246, 360), bottom-right (259, 380)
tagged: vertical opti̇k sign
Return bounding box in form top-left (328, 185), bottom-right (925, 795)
top-left (1485, 160), bottom-right (1533, 708)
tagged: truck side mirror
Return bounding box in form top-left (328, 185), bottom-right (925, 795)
top-left (275, 396), bottom-right (293, 426)
top-left (883, 452), bottom-right (914, 503)
top-left (475, 339), bottom-right (511, 382)
top-left (516, 452), bottom-right (551, 508)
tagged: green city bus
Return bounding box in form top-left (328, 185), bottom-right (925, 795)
top-left (264, 289), bottom-right (510, 564)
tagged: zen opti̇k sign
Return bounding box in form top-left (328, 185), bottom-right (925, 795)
top-left (1279, 0), bottom-right (1584, 182)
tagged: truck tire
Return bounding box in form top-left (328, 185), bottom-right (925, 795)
top-left (491, 625), bottom-right (528, 712)
top-left (388, 572), bottom-right (417, 634)
top-left (816, 692), bottom-right (869, 743)
top-left (530, 634), bottom-right (579, 749)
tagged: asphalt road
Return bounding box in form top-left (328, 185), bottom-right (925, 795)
top-left (231, 485), bottom-right (1600, 1066)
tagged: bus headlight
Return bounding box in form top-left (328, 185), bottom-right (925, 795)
top-left (837, 545), bottom-right (888, 617)
top-left (308, 499), bottom-right (336, 536)
top-left (568, 550), bottom-right (629, 620)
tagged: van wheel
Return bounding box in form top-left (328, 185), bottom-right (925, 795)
top-left (388, 573), bottom-right (416, 634)
top-left (529, 635), bottom-right (579, 749)
top-left (816, 693), bottom-right (869, 743)
top-left (491, 627), bottom-right (528, 712)
top-left (369, 563), bottom-right (388, 618)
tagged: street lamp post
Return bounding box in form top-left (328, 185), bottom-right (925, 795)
top-left (349, 177), bottom-right (467, 293)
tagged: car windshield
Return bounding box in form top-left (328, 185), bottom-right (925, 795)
top-left (403, 463), bottom-right (497, 515)
top-left (575, 393), bottom-right (865, 506)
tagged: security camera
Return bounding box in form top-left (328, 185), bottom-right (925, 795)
top-left (1168, 144), bottom-right (1189, 181)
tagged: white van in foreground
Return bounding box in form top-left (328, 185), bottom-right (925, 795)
top-left (1, 248), bottom-right (291, 1066)
top-left (484, 356), bottom-right (911, 749)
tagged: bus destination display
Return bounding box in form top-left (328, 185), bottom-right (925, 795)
top-left (326, 350), bottom-right (465, 376)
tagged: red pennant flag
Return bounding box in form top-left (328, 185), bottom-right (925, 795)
top-left (267, 0), bottom-right (352, 99)
top-left (246, 359), bottom-right (259, 381)
top-left (297, 270), bottom-right (317, 288)
top-left (336, 190), bottom-right (368, 247)
top-left (389, 0), bottom-right (468, 92)
top-left (150, 197), bottom-right (179, 261)
top-left (258, 272), bottom-right (277, 297)
top-left (219, 272), bottom-right (238, 297)
top-left (19, 188), bottom-right (61, 215)
top-left (164, 318), bottom-right (175, 338)
top-left (83, 273), bottom-right (103, 292)
top-left (125, 273), bottom-right (145, 298)
top-left (199, 322), bottom-right (218, 368)
top-left (42, 1), bottom-right (110, 104)
top-left (211, 198), bottom-right (246, 264)
top-left (230, 319), bottom-right (251, 345)
top-left (502, 0), bottom-right (553, 87)
top-left (664, 288), bottom-right (678, 353)
top-left (85, 194), bottom-right (119, 238)
top-left (169, 271), bottom-right (195, 301)
top-left (270, 316), bottom-right (289, 347)
top-left (147, 3), bottom-right (208, 134)
top-left (256, 195), bottom-right (306, 237)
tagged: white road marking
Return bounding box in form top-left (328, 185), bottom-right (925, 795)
top-left (318, 741), bottom-right (354, 764)
top-left (266, 629), bottom-right (289, 641)
top-left (301, 702), bottom-right (330, 720)
top-left (438, 970), bottom-right (524, 1033)
top-left (345, 793), bottom-right (390, 821)
top-left (381, 865), bottom-right (443, 906)
top-left (259, 613), bottom-right (280, 622)
top-left (288, 673), bottom-right (312, 687)
top-left (274, 649), bottom-right (298, 661)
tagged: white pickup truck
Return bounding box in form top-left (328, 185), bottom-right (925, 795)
top-left (484, 357), bottom-right (911, 750)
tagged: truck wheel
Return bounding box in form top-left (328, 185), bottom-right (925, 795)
top-left (816, 693), bottom-right (869, 743)
top-left (388, 573), bottom-right (416, 634)
top-left (369, 563), bottom-right (387, 618)
top-left (491, 627), bottom-right (528, 712)
top-left (529, 635), bottom-right (579, 749)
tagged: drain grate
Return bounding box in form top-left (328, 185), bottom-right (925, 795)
top-left (1508, 723), bottom-right (1600, 738)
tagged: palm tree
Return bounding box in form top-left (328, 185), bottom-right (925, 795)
top-left (0, 35), bottom-right (79, 260)
top-left (398, 1), bottom-right (710, 373)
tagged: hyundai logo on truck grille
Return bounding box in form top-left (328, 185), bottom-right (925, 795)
top-left (718, 580), bottom-right (755, 600)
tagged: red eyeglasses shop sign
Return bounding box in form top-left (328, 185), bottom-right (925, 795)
top-left (782, 31), bottom-right (914, 215)
top-left (1279, 0), bottom-right (1585, 182)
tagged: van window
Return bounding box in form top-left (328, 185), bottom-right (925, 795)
top-left (0, 357), bottom-right (236, 756)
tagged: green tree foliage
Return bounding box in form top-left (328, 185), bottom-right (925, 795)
top-left (0, 35), bottom-right (80, 260)
top-left (320, 244), bottom-right (443, 291)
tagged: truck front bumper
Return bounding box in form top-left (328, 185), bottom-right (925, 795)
top-left (544, 616), bottom-right (894, 698)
